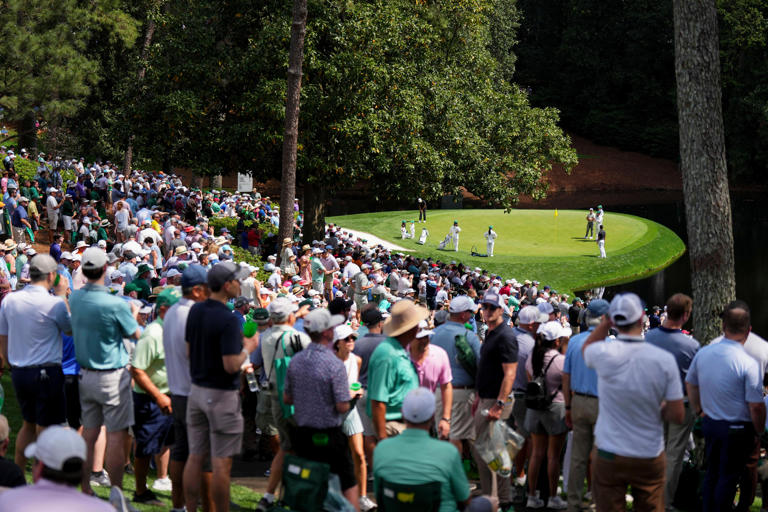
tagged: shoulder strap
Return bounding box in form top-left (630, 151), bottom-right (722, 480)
top-left (265, 331), bottom-right (291, 382)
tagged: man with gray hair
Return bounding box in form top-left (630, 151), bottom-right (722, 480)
top-left (256, 297), bottom-right (311, 512)
top-left (0, 254), bottom-right (71, 468)
top-left (562, 298), bottom-right (609, 511)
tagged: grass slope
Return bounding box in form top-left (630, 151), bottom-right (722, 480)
top-left (326, 209), bottom-right (686, 294)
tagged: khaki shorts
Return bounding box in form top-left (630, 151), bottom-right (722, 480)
top-left (79, 367), bottom-right (134, 432)
top-left (257, 390), bottom-right (279, 437)
top-left (187, 384), bottom-right (244, 458)
top-left (436, 387), bottom-right (477, 441)
top-left (354, 294), bottom-right (368, 310)
top-left (269, 391), bottom-right (295, 451)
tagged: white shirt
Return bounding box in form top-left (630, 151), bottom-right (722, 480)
top-left (46, 195), bottom-right (59, 213)
top-left (343, 262), bottom-right (361, 281)
top-left (115, 208), bottom-right (130, 229)
top-left (163, 297), bottom-right (194, 396)
top-left (139, 227), bottom-right (161, 245)
top-left (585, 336), bottom-right (682, 458)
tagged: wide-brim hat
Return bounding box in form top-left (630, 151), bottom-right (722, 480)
top-left (383, 300), bottom-right (428, 337)
top-left (282, 237), bottom-right (292, 246)
top-left (3, 240), bottom-right (16, 251)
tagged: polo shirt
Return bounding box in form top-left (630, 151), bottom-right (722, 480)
top-left (353, 332), bottom-right (386, 388)
top-left (711, 332), bottom-right (768, 381)
top-left (686, 338), bottom-right (763, 423)
top-left (511, 327), bottom-right (535, 392)
top-left (310, 257), bottom-right (325, 284)
top-left (0, 478), bottom-right (114, 512)
top-left (373, 429), bottom-right (470, 512)
top-left (132, 318), bottom-right (169, 395)
top-left (585, 335), bottom-right (682, 458)
top-left (285, 343), bottom-right (350, 428)
top-left (563, 327), bottom-right (599, 396)
top-left (70, 283), bottom-right (138, 370)
top-left (645, 326), bottom-right (700, 394)
top-left (260, 324), bottom-right (311, 387)
top-left (0, 284), bottom-right (71, 366)
top-left (10, 205), bottom-right (27, 227)
top-left (367, 337), bottom-right (419, 420)
top-left (476, 322), bottom-right (518, 399)
top-left (410, 344), bottom-right (452, 393)
top-left (186, 299), bottom-right (243, 390)
top-left (430, 321), bottom-right (481, 388)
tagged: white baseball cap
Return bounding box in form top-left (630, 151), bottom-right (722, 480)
top-left (24, 425), bottom-right (86, 471)
top-left (415, 319), bottom-right (434, 339)
top-left (267, 297), bottom-right (298, 319)
top-left (537, 302), bottom-right (554, 315)
top-left (449, 295), bottom-right (478, 313)
top-left (82, 247), bottom-right (107, 270)
top-left (401, 387), bottom-right (436, 423)
top-left (537, 321), bottom-right (562, 341)
top-left (609, 293), bottom-right (645, 326)
top-left (333, 324), bottom-right (358, 342)
top-left (518, 305), bottom-right (548, 325)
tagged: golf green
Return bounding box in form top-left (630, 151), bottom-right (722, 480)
top-left (325, 209), bottom-right (686, 295)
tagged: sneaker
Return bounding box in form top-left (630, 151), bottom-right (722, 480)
top-left (110, 486), bottom-right (140, 512)
top-left (256, 496), bottom-right (274, 512)
top-left (134, 489), bottom-right (163, 505)
top-left (526, 491), bottom-right (545, 509)
top-left (547, 495), bottom-right (568, 510)
top-left (584, 491), bottom-right (593, 502)
top-left (90, 470), bottom-right (111, 487)
top-left (359, 495), bottom-right (377, 511)
top-left (124, 463), bottom-right (134, 475)
top-left (513, 475), bottom-right (526, 487)
top-left (152, 476), bottom-right (173, 492)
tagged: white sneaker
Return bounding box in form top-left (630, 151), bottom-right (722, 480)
top-left (152, 476), bottom-right (172, 492)
top-left (584, 491), bottom-right (593, 502)
top-left (359, 495), bottom-right (377, 511)
top-left (513, 475), bottom-right (526, 487)
top-left (526, 491), bottom-right (545, 509)
top-left (547, 495), bottom-right (568, 510)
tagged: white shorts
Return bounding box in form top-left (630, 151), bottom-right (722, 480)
top-left (63, 216), bottom-right (73, 231)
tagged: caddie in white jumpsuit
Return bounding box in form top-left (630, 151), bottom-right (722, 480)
top-left (409, 220), bottom-right (416, 239)
top-left (484, 226), bottom-right (497, 257)
top-left (418, 227), bottom-right (429, 245)
top-left (449, 220), bottom-right (461, 251)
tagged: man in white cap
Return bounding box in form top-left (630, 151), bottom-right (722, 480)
top-left (10, 195), bottom-right (31, 243)
top-left (46, 188), bottom-right (63, 241)
top-left (581, 293), bottom-right (684, 511)
top-left (430, 295), bottom-right (481, 453)
top-left (373, 387), bottom-right (472, 512)
top-left (0, 254), bottom-right (71, 468)
top-left (0, 425), bottom-right (113, 511)
top-left (283, 308), bottom-right (359, 507)
top-left (255, 297), bottom-right (311, 512)
top-left (70, 247), bottom-right (142, 495)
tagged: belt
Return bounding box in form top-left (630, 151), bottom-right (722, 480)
top-left (11, 363), bottom-right (60, 370)
top-left (574, 391), bottom-right (598, 399)
top-left (81, 367), bottom-right (123, 372)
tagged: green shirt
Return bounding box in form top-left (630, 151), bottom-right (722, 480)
top-left (133, 278), bottom-right (151, 301)
top-left (373, 429), bottom-right (470, 512)
top-left (310, 257), bottom-right (325, 284)
top-left (61, 200), bottom-right (74, 216)
top-left (366, 337), bottom-right (419, 420)
top-left (132, 318), bottom-right (169, 394)
top-left (70, 283), bottom-right (138, 369)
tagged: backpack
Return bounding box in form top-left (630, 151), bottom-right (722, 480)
top-left (454, 330), bottom-right (478, 377)
top-left (270, 330), bottom-right (304, 418)
top-left (524, 355), bottom-right (560, 411)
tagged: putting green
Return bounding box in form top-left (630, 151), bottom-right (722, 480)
top-left (326, 209), bottom-right (686, 295)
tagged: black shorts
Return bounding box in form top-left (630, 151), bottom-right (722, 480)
top-left (11, 365), bottom-right (65, 426)
top-left (289, 425), bottom-right (356, 491)
top-left (64, 374), bottom-right (81, 430)
top-left (170, 394), bottom-right (211, 470)
top-left (133, 392), bottom-right (174, 458)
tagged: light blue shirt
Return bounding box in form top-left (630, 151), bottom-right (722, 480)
top-left (0, 285), bottom-right (71, 366)
top-left (430, 320), bottom-right (481, 387)
top-left (512, 327), bottom-right (535, 392)
top-left (686, 338), bottom-right (763, 422)
top-left (563, 327), bottom-right (599, 396)
top-left (70, 283), bottom-right (138, 370)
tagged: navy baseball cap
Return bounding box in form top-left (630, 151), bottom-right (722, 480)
top-left (181, 264), bottom-right (208, 288)
top-left (480, 291), bottom-right (503, 308)
top-left (587, 299), bottom-right (610, 317)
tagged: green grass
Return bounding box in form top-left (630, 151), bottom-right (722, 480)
top-left (326, 209), bottom-right (686, 295)
top-left (0, 373), bottom-right (261, 511)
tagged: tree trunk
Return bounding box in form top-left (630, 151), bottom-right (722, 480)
top-left (278, 0), bottom-right (308, 261)
top-left (19, 111), bottom-right (37, 153)
top-left (211, 174), bottom-right (222, 189)
top-left (123, 16), bottom-right (157, 174)
top-left (673, 0), bottom-right (735, 342)
top-left (303, 183), bottom-right (326, 244)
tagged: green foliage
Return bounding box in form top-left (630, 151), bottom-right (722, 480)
top-left (13, 157), bottom-right (76, 184)
top-left (130, 0), bottom-right (576, 208)
top-left (209, 217), bottom-right (278, 238)
top-left (0, 0), bottom-right (139, 137)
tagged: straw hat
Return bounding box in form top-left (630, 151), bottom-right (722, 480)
top-left (3, 239), bottom-right (17, 251)
top-left (383, 300), bottom-right (428, 337)
top-left (282, 237), bottom-right (292, 246)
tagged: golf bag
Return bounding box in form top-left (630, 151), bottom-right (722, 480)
top-left (470, 246), bottom-right (489, 257)
top-left (437, 233), bottom-right (452, 250)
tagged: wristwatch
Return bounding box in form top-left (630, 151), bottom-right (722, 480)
top-left (495, 399), bottom-right (505, 408)
top-left (441, 417), bottom-right (451, 423)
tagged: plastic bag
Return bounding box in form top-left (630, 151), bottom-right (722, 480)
top-left (475, 418), bottom-right (526, 476)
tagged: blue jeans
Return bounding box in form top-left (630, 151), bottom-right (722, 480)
top-left (701, 417), bottom-right (755, 512)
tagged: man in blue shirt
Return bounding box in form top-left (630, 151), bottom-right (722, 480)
top-left (429, 295), bottom-right (480, 453)
top-left (70, 247), bottom-right (141, 494)
top-left (10, 196), bottom-right (31, 243)
top-left (563, 298), bottom-right (609, 510)
top-left (644, 293), bottom-right (700, 509)
top-left (687, 300), bottom-right (766, 512)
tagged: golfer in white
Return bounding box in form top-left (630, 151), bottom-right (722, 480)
top-left (449, 220), bottom-right (461, 251)
top-left (484, 226), bottom-right (497, 257)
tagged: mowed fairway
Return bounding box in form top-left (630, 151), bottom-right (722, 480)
top-left (326, 209), bottom-right (685, 294)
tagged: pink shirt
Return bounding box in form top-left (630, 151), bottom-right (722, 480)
top-left (410, 344), bottom-right (453, 393)
top-left (0, 478), bottom-right (114, 512)
top-left (525, 349), bottom-right (565, 403)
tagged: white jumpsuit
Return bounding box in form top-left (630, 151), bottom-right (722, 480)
top-left (484, 230), bottom-right (497, 257)
top-left (449, 225), bottom-right (461, 251)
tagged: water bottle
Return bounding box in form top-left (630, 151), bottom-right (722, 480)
top-left (245, 367), bottom-right (259, 393)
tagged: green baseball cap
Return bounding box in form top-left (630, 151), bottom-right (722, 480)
top-left (124, 282), bottom-right (141, 293)
top-left (156, 287), bottom-right (182, 308)
top-left (250, 307), bottom-right (270, 325)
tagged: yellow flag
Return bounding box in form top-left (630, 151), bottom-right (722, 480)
top-left (554, 209), bottom-right (558, 218)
